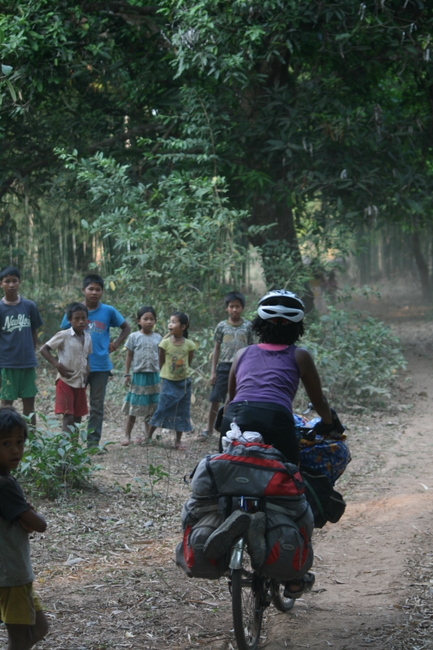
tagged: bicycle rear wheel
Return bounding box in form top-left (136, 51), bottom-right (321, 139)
top-left (270, 579), bottom-right (295, 613)
top-left (231, 554), bottom-right (268, 650)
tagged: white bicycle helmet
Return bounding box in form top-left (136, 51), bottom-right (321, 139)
top-left (257, 290), bottom-right (305, 323)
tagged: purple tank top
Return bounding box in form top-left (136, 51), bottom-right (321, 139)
top-left (231, 344), bottom-right (300, 412)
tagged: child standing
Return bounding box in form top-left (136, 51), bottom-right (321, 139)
top-left (0, 266), bottom-right (44, 426)
top-left (147, 312), bottom-right (196, 449)
top-left (201, 291), bottom-right (253, 440)
top-left (121, 306), bottom-right (162, 446)
top-left (0, 407), bottom-right (49, 649)
top-left (40, 303), bottom-right (92, 435)
top-left (60, 274), bottom-right (131, 448)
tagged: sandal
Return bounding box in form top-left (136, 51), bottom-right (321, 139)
top-left (120, 439), bottom-right (131, 447)
top-left (283, 572), bottom-right (315, 599)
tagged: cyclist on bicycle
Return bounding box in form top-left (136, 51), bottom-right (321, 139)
top-left (219, 289), bottom-right (343, 597)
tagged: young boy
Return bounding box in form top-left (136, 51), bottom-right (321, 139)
top-left (0, 266), bottom-right (43, 426)
top-left (60, 274), bottom-right (131, 448)
top-left (0, 406), bottom-right (49, 649)
top-left (40, 303), bottom-right (92, 434)
top-left (201, 291), bottom-right (254, 440)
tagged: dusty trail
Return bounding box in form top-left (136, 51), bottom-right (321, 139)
top-left (263, 306), bottom-right (433, 649)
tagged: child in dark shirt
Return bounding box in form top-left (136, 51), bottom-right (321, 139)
top-left (0, 407), bottom-right (49, 649)
top-left (0, 266), bottom-right (43, 426)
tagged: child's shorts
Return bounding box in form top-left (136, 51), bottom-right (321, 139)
top-left (55, 379), bottom-right (88, 417)
top-left (0, 583), bottom-right (43, 625)
top-left (208, 362), bottom-right (232, 403)
top-left (0, 368), bottom-right (38, 401)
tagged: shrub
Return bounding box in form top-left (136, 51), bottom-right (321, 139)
top-left (302, 307), bottom-right (406, 409)
top-left (17, 414), bottom-right (102, 499)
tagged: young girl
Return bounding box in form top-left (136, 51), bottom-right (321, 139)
top-left (121, 306), bottom-right (162, 446)
top-left (147, 311), bottom-right (196, 449)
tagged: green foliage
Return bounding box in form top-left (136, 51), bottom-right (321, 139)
top-left (0, 0), bottom-right (176, 282)
top-left (302, 308), bottom-right (406, 410)
top-left (3, 1), bottom-right (433, 301)
top-left (163, 0), bottom-right (433, 287)
top-left (57, 149), bottom-right (256, 325)
top-left (17, 414), bottom-right (102, 499)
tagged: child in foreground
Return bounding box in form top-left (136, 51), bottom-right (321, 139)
top-left (121, 306), bottom-right (161, 446)
top-left (0, 407), bottom-right (49, 649)
top-left (146, 312), bottom-right (196, 450)
top-left (40, 302), bottom-right (92, 434)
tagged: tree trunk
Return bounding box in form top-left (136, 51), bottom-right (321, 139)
top-left (412, 229), bottom-right (431, 300)
top-left (248, 198), bottom-right (314, 309)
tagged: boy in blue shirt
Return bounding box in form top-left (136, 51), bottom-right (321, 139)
top-left (0, 266), bottom-right (43, 426)
top-left (60, 274), bottom-right (130, 448)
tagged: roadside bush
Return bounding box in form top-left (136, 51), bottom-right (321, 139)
top-left (302, 307), bottom-right (406, 410)
top-left (17, 414), bottom-right (102, 499)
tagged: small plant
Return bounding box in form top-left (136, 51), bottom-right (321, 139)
top-left (148, 463), bottom-right (169, 497)
top-left (17, 413), bottom-right (101, 499)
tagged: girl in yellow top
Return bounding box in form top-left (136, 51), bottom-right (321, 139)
top-left (147, 312), bottom-right (195, 449)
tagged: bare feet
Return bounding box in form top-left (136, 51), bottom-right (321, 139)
top-left (120, 439), bottom-right (130, 447)
top-left (134, 436), bottom-right (144, 445)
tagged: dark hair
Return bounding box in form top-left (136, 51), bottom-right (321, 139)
top-left (224, 291), bottom-right (245, 308)
top-left (82, 274), bottom-right (104, 290)
top-left (0, 266), bottom-right (20, 281)
top-left (66, 302), bottom-right (89, 321)
top-left (171, 311), bottom-right (190, 338)
top-left (137, 306), bottom-right (157, 330)
top-left (0, 407), bottom-right (28, 440)
top-left (251, 315), bottom-right (304, 345)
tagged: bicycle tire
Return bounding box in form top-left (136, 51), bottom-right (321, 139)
top-left (231, 555), bottom-right (267, 650)
top-left (270, 579), bottom-right (295, 613)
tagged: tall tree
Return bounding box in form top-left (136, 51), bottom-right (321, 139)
top-left (161, 0), bottom-right (433, 289)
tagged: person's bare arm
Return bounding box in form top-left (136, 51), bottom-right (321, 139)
top-left (109, 320), bottom-right (131, 353)
top-left (158, 347), bottom-right (165, 369)
top-left (224, 347), bottom-right (248, 410)
top-left (296, 347), bottom-right (332, 423)
top-left (19, 508), bottom-right (47, 533)
top-left (188, 350), bottom-right (194, 365)
top-left (124, 349), bottom-right (133, 386)
top-left (32, 329), bottom-right (39, 351)
top-left (40, 343), bottom-right (73, 378)
top-left (209, 341), bottom-right (221, 385)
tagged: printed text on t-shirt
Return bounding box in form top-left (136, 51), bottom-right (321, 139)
top-left (2, 314), bottom-right (31, 332)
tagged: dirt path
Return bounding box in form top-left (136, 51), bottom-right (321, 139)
top-left (265, 330), bottom-right (433, 648)
top-left (2, 303), bottom-right (433, 650)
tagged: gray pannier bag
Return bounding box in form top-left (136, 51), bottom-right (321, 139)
top-left (260, 498), bottom-right (314, 581)
top-left (175, 497), bottom-right (229, 579)
top-left (190, 440), bottom-right (305, 498)
top-left (176, 441), bottom-right (314, 581)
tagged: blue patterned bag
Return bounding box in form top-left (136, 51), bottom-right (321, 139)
top-left (299, 436), bottom-right (351, 486)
